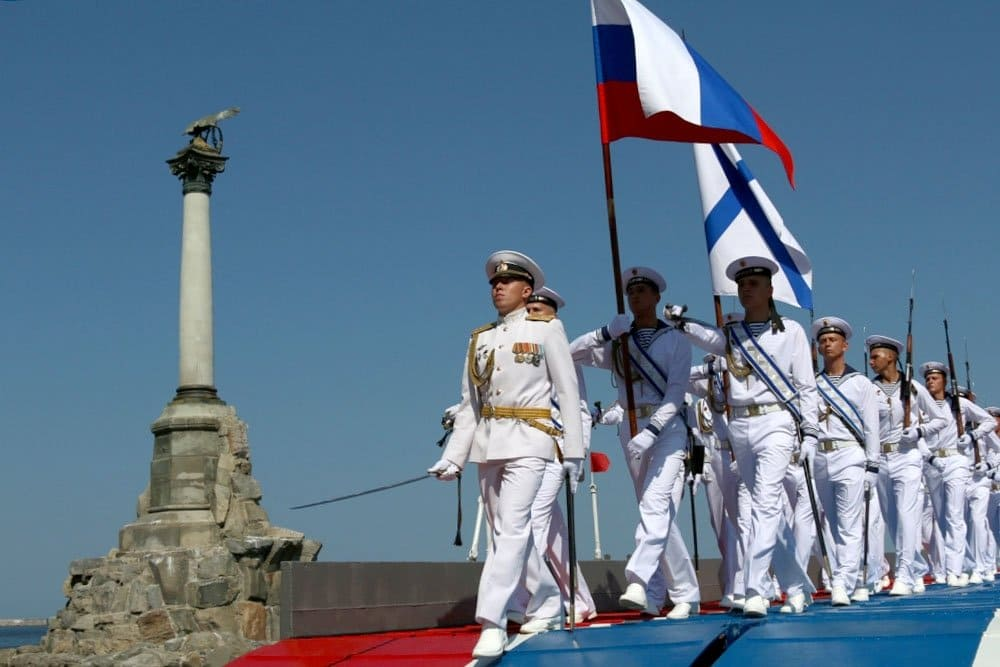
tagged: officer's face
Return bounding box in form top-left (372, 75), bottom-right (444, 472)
top-left (817, 333), bottom-right (848, 361)
top-left (869, 348), bottom-right (896, 375)
top-left (925, 372), bottom-right (946, 397)
top-left (526, 302), bottom-right (557, 318)
top-left (626, 283), bottom-right (659, 316)
top-left (491, 277), bottom-right (532, 315)
top-left (736, 276), bottom-right (772, 311)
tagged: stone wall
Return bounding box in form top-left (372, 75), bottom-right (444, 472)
top-left (1, 406), bottom-right (321, 667)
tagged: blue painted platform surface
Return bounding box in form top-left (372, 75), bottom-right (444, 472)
top-left (501, 585), bottom-right (999, 667)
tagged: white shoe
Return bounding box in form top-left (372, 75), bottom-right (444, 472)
top-left (619, 582), bottom-right (648, 611)
top-left (958, 573), bottom-right (970, 586)
top-left (743, 595), bottom-right (768, 618)
top-left (934, 574), bottom-right (947, 585)
top-left (779, 592), bottom-right (810, 614)
top-left (889, 581), bottom-right (912, 596)
top-left (984, 572), bottom-right (996, 582)
top-left (472, 626), bottom-right (507, 658)
top-left (518, 615), bottom-right (563, 634)
top-left (878, 575), bottom-right (891, 592)
top-left (969, 572), bottom-right (984, 585)
top-left (572, 609), bottom-right (598, 624)
top-left (719, 594), bottom-right (736, 609)
top-left (850, 588), bottom-right (870, 603)
top-left (666, 602), bottom-right (699, 619)
top-left (831, 585), bottom-right (851, 606)
top-left (913, 579), bottom-right (926, 593)
top-left (731, 595), bottom-right (745, 611)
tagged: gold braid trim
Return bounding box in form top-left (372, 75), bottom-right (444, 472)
top-left (480, 405), bottom-right (563, 439)
top-left (725, 324), bottom-right (752, 379)
top-left (467, 322), bottom-right (496, 388)
top-left (526, 313), bottom-right (555, 322)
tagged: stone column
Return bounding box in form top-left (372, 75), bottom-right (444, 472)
top-left (119, 143), bottom-right (230, 551)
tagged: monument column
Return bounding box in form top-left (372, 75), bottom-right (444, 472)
top-left (171, 146), bottom-right (226, 400)
top-left (119, 139), bottom-right (231, 550)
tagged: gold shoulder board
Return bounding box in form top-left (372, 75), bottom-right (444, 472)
top-left (470, 322), bottom-right (497, 336)
top-left (526, 313), bottom-right (555, 322)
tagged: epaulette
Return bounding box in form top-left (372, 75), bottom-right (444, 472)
top-left (470, 322), bottom-right (497, 336)
top-left (526, 313), bottom-right (555, 322)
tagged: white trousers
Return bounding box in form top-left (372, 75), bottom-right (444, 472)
top-left (729, 410), bottom-right (814, 599)
top-left (707, 445), bottom-right (750, 598)
top-left (878, 448), bottom-right (924, 586)
top-left (965, 476), bottom-right (991, 576)
top-left (619, 419), bottom-right (700, 603)
top-left (513, 459), bottom-right (596, 619)
top-left (782, 463), bottom-right (822, 588)
top-left (476, 457), bottom-right (548, 626)
top-left (987, 491), bottom-right (1000, 570)
top-left (814, 445), bottom-right (865, 591)
top-left (925, 458), bottom-right (971, 576)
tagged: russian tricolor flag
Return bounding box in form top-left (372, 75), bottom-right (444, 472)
top-left (592, 0), bottom-right (795, 186)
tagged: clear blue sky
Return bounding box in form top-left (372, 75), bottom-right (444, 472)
top-left (1, 1), bottom-right (998, 618)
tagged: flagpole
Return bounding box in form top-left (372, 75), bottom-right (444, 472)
top-left (712, 295), bottom-right (736, 463)
top-left (600, 142), bottom-right (640, 438)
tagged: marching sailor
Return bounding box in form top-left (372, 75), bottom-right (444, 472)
top-left (511, 286), bottom-right (598, 631)
top-left (865, 334), bottom-right (948, 595)
top-left (570, 266), bottom-right (700, 619)
top-left (809, 317), bottom-right (881, 605)
top-left (427, 251), bottom-right (584, 659)
top-left (919, 361), bottom-right (993, 586)
top-left (670, 256), bottom-right (817, 617)
top-left (954, 386), bottom-right (998, 583)
top-left (984, 407), bottom-right (1000, 581)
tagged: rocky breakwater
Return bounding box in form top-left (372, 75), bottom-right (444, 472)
top-left (1, 406), bottom-right (321, 667)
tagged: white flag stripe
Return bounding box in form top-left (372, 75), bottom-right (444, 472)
top-left (694, 142), bottom-right (812, 309)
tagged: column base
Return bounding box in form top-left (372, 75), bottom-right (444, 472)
top-left (173, 384), bottom-right (224, 404)
top-left (119, 509), bottom-right (221, 551)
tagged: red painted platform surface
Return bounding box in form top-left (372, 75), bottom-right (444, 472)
top-left (227, 604), bottom-right (733, 666)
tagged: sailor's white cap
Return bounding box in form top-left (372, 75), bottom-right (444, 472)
top-left (811, 316), bottom-right (852, 341)
top-left (865, 335), bottom-right (903, 356)
top-left (725, 256), bottom-right (779, 282)
top-left (622, 266), bottom-right (666, 292)
top-left (485, 250), bottom-right (544, 287)
top-left (986, 406), bottom-right (1000, 417)
top-left (920, 361), bottom-right (948, 378)
top-left (527, 286), bottom-right (565, 311)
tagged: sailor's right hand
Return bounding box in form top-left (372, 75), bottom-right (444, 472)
top-left (607, 314), bottom-right (631, 339)
top-left (798, 435), bottom-right (818, 468)
top-left (662, 303), bottom-right (687, 328)
top-left (900, 426), bottom-right (922, 446)
top-left (427, 458), bottom-right (461, 481)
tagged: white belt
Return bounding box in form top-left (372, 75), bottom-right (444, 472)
top-left (731, 403), bottom-right (784, 418)
top-left (993, 482), bottom-right (1000, 493)
top-left (819, 440), bottom-right (856, 453)
top-left (719, 439), bottom-right (732, 452)
top-left (934, 448), bottom-right (958, 458)
top-left (881, 441), bottom-right (913, 454)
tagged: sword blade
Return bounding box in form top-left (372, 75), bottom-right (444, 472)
top-left (290, 474), bottom-right (430, 510)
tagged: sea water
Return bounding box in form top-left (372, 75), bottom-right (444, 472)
top-left (0, 625), bottom-right (47, 650)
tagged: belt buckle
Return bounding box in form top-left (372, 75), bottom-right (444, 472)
top-left (747, 405), bottom-right (762, 417)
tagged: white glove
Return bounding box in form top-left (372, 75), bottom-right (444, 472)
top-left (900, 427), bottom-right (921, 446)
top-left (607, 314), bottom-right (631, 339)
top-left (927, 455), bottom-right (946, 472)
top-left (599, 403), bottom-right (624, 426)
top-left (799, 435), bottom-right (818, 468)
top-left (662, 303), bottom-right (687, 325)
top-left (686, 472), bottom-right (703, 497)
top-left (958, 433), bottom-right (973, 448)
top-left (916, 440), bottom-right (931, 459)
top-left (702, 354), bottom-right (727, 375)
top-left (562, 458), bottom-right (583, 493)
top-left (727, 454), bottom-right (739, 476)
top-left (973, 461), bottom-right (990, 473)
top-left (865, 470), bottom-right (879, 488)
top-left (427, 458), bottom-right (460, 481)
top-left (627, 428), bottom-right (658, 460)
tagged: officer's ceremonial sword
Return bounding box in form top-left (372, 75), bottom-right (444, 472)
top-left (290, 474), bottom-right (431, 510)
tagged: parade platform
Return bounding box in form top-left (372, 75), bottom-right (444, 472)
top-left (229, 566), bottom-right (1000, 666)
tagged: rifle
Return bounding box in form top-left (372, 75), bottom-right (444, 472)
top-left (902, 271), bottom-right (915, 428)
top-left (862, 325), bottom-right (869, 379)
top-left (944, 309), bottom-right (979, 464)
top-left (964, 339), bottom-right (974, 402)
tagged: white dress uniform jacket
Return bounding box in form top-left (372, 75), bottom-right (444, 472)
top-left (444, 307), bottom-right (584, 466)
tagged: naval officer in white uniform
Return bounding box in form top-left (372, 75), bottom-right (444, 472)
top-left (428, 250), bottom-right (584, 659)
